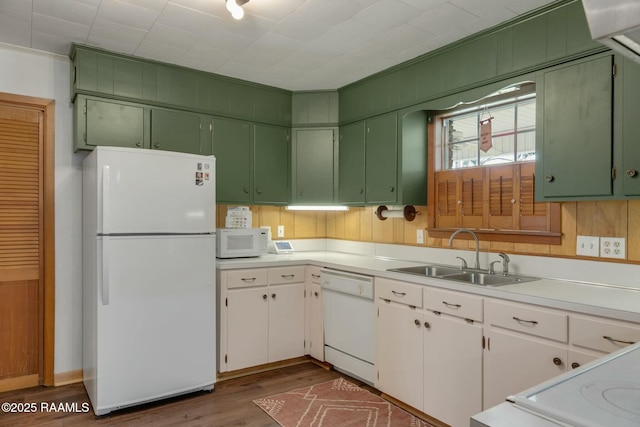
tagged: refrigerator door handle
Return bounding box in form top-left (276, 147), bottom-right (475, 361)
top-left (102, 165), bottom-right (110, 234)
top-left (101, 236), bottom-right (110, 305)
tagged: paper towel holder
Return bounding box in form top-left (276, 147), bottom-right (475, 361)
top-left (375, 205), bottom-right (418, 221)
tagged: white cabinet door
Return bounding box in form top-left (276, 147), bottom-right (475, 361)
top-left (268, 282), bottom-right (305, 362)
top-left (484, 329), bottom-right (567, 409)
top-left (376, 300), bottom-right (423, 410)
top-left (307, 283), bottom-right (324, 361)
top-left (423, 312), bottom-right (483, 427)
top-left (227, 287), bottom-right (269, 371)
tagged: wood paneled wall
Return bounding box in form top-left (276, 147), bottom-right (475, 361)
top-left (218, 201), bottom-right (640, 263)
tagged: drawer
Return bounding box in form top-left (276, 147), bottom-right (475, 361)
top-left (307, 266), bottom-right (322, 284)
top-left (226, 268), bottom-right (268, 289)
top-left (570, 314), bottom-right (640, 354)
top-left (268, 266), bottom-right (306, 284)
top-left (424, 287), bottom-right (483, 322)
top-left (486, 299), bottom-right (568, 343)
top-left (375, 277), bottom-right (422, 308)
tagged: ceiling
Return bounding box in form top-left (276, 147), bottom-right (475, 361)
top-left (0, 0), bottom-right (559, 91)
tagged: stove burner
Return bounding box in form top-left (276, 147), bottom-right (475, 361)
top-left (581, 381), bottom-right (640, 423)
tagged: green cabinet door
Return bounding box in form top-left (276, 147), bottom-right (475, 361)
top-left (292, 128), bottom-right (335, 204)
top-left (84, 97), bottom-right (145, 149)
top-left (365, 113), bottom-right (398, 203)
top-left (213, 117), bottom-right (252, 203)
top-left (150, 109), bottom-right (202, 154)
top-left (253, 124), bottom-right (290, 204)
top-left (538, 55), bottom-right (613, 199)
top-left (338, 122), bottom-right (366, 204)
top-left (622, 57), bottom-right (640, 196)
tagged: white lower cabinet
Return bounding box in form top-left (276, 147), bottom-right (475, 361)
top-left (305, 266), bottom-right (324, 361)
top-left (218, 266), bottom-right (305, 372)
top-left (423, 311), bottom-right (483, 427)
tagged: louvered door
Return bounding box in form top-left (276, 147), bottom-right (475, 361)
top-left (0, 104), bottom-right (43, 390)
top-left (435, 170), bottom-right (459, 228)
top-left (488, 165), bottom-right (516, 230)
top-left (519, 163), bottom-right (551, 231)
top-left (461, 168), bottom-right (484, 228)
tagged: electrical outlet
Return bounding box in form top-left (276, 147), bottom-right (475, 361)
top-left (576, 235), bottom-right (599, 257)
top-left (277, 225), bottom-right (284, 238)
top-left (600, 237), bottom-right (626, 259)
top-left (417, 229), bottom-right (424, 245)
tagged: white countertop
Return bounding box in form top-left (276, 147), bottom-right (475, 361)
top-left (217, 251), bottom-right (640, 323)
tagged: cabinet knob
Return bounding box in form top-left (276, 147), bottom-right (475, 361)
top-left (414, 319), bottom-right (420, 326)
top-left (314, 291), bottom-right (319, 297)
top-left (424, 322), bottom-right (430, 329)
top-left (389, 186), bottom-right (395, 193)
top-left (256, 188), bottom-right (263, 195)
top-left (136, 141), bottom-right (142, 147)
top-left (511, 198), bottom-right (516, 204)
top-left (571, 362), bottom-right (580, 369)
top-left (545, 175), bottom-right (554, 182)
top-left (154, 143), bottom-right (160, 148)
top-left (262, 294), bottom-right (267, 300)
top-left (298, 189), bottom-right (304, 196)
top-left (552, 357), bottom-right (563, 366)
top-left (271, 293), bottom-right (276, 299)
top-left (243, 187), bottom-right (250, 194)
top-left (359, 188), bottom-right (364, 194)
top-left (627, 169), bottom-right (638, 177)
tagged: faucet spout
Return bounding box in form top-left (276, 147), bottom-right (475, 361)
top-left (448, 228), bottom-right (480, 270)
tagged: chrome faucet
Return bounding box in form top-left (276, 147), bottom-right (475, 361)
top-left (448, 228), bottom-right (480, 270)
top-left (498, 252), bottom-right (510, 275)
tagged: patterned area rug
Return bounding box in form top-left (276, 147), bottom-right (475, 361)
top-left (254, 377), bottom-right (434, 427)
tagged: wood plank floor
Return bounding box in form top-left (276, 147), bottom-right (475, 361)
top-left (0, 362), bottom-right (378, 426)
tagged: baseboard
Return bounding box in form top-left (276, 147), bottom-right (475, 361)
top-left (0, 374), bottom-right (39, 392)
top-left (381, 393), bottom-right (448, 427)
top-left (217, 356), bottom-right (309, 382)
top-left (54, 369), bottom-right (83, 386)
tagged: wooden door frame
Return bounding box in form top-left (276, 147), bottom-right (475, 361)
top-left (0, 92), bottom-right (55, 386)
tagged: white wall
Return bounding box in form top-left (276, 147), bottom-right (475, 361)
top-left (0, 43), bottom-right (86, 374)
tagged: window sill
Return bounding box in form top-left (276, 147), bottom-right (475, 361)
top-left (428, 228), bottom-right (562, 245)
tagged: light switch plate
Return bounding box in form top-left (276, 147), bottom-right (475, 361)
top-left (417, 229), bottom-right (424, 244)
top-left (277, 225), bottom-right (285, 238)
top-left (600, 237), bottom-right (626, 259)
top-left (576, 235), bottom-right (599, 256)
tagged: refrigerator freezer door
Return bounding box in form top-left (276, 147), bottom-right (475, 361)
top-left (92, 147), bottom-right (215, 234)
top-left (87, 234), bottom-right (216, 415)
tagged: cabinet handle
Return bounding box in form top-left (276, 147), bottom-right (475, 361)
top-left (256, 188), bottom-right (263, 195)
top-left (311, 274), bottom-right (320, 279)
top-left (442, 301), bottom-right (461, 309)
top-left (424, 322), bottom-right (430, 329)
top-left (314, 291), bottom-right (319, 297)
top-left (359, 188), bottom-right (364, 194)
top-left (603, 335), bottom-right (636, 345)
top-left (241, 277), bottom-right (256, 283)
top-left (414, 319), bottom-right (420, 326)
top-left (135, 141), bottom-right (142, 147)
top-left (571, 362), bottom-right (580, 369)
top-left (513, 316), bottom-right (538, 325)
top-left (391, 290), bottom-right (406, 297)
top-left (154, 143), bottom-right (160, 148)
top-left (389, 186), bottom-right (395, 192)
top-left (262, 294), bottom-right (267, 300)
top-left (627, 169), bottom-right (638, 177)
top-left (271, 293), bottom-right (276, 299)
top-left (243, 187), bottom-right (250, 194)
top-left (553, 357), bottom-right (563, 366)
top-left (545, 175), bottom-right (554, 182)
top-left (281, 274), bottom-right (295, 279)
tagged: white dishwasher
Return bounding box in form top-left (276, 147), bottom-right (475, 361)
top-left (321, 268), bottom-right (375, 385)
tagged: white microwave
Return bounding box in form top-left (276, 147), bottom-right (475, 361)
top-left (216, 228), bottom-right (268, 258)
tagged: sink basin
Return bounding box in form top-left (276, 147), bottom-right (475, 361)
top-left (389, 265), bottom-right (463, 277)
top-left (388, 264), bottom-right (539, 287)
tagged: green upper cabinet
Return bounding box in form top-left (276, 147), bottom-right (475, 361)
top-left (536, 54), bottom-right (613, 200)
top-left (292, 92), bottom-right (339, 127)
top-left (621, 57), bottom-right (640, 197)
top-left (212, 117), bottom-right (253, 204)
top-left (150, 109), bottom-right (208, 155)
top-left (338, 122), bottom-right (366, 204)
top-left (292, 128), bottom-right (336, 204)
top-left (365, 113), bottom-right (398, 204)
top-left (75, 95), bottom-right (147, 151)
top-left (338, 111), bottom-right (427, 206)
top-left (253, 124), bottom-right (290, 205)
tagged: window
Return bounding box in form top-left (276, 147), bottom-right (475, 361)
top-left (438, 83), bottom-right (536, 171)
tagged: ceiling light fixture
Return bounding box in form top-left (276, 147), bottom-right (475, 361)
top-left (226, 0), bottom-right (248, 20)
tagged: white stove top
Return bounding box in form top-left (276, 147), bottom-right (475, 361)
top-left (512, 344), bottom-right (640, 427)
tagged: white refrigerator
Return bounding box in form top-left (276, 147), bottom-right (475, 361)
top-left (82, 146), bottom-right (216, 416)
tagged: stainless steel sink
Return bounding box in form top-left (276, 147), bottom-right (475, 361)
top-left (388, 264), bottom-right (539, 287)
